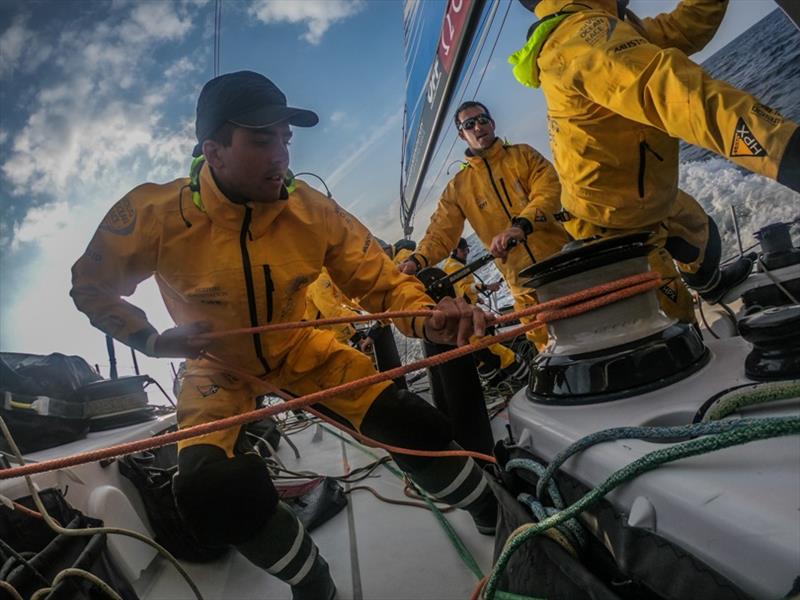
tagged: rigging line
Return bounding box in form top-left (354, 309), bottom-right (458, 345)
top-left (413, 0), bottom-right (511, 215)
top-left (471, 0), bottom-right (512, 98)
top-left (403, 0), bottom-right (502, 223)
top-left (414, 0), bottom-right (501, 196)
top-left (213, 0), bottom-right (222, 77)
top-left (402, 0), bottom-right (502, 229)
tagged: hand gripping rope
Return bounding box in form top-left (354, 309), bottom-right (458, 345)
top-left (0, 271), bottom-right (661, 481)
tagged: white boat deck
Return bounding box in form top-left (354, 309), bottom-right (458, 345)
top-left (3, 400), bottom-right (509, 600)
top-left (135, 420), bottom-right (500, 600)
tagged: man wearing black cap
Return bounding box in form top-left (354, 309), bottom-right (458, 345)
top-left (71, 71), bottom-right (499, 599)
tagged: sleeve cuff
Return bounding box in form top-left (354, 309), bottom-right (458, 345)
top-left (409, 253), bottom-right (428, 268)
top-left (511, 217), bottom-right (533, 237)
top-left (144, 332), bottom-right (159, 357)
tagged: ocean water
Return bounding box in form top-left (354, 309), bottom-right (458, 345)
top-left (681, 9), bottom-right (800, 163)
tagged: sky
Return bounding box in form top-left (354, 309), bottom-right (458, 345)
top-left (0, 0), bottom-right (784, 395)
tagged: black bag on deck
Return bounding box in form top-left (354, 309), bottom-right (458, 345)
top-left (279, 477), bottom-right (348, 532)
top-left (1, 352), bottom-right (154, 453)
top-left (0, 488), bottom-right (139, 600)
top-left (118, 444), bottom-right (227, 562)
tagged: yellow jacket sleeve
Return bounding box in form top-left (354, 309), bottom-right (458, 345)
top-left (442, 257), bottom-right (479, 303)
top-left (70, 189), bottom-right (161, 354)
top-left (516, 145), bottom-right (563, 225)
top-left (304, 271), bottom-right (359, 342)
top-left (322, 200), bottom-right (433, 339)
top-left (563, 12), bottom-right (799, 183)
top-left (414, 181), bottom-right (467, 268)
top-left (630, 0), bottom-right (728, 55)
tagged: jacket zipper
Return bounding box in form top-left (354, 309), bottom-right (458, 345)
top-left (240, 208), bottom-right (270, 372)
top-left (638, 141), bottom-right (664, 198)
top-left (482, 158), bottom-right (537, 264)
top-left (263, 265), bottom-right (274, 322)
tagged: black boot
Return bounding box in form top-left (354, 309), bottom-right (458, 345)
top-left (467, 488), bottom-right (498, 536)
top-left (291, 553), bottom-right (336, 600)
top-left (235, 502), bottom-right (337, 599)
top-left (697, 253), bottom-right (756, 304)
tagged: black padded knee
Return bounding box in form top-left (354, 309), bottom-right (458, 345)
top-left (360, 386), bottom-right (454, 470)
top-left (173, 444), bottom-right (278, 545)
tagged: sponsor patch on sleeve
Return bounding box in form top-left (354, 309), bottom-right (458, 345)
top-left (730, 118), bottom-right (767, 158)
top-left (750, 103), bottom-right (784, 127)
top-left (612, 37), bottom-right (646, 53)
top-left (99, 195), bottom-right (137, 235)
top-left (579, 16), bottom-right (617, 46)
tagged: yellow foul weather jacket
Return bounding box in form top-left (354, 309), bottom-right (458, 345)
top-left (71, 165), bottom-right (433, 453)
top-left (442, 256), bottom-right (481, 305)
top-left (512, 0), bottom-right (800, 229)
top-left (394, 247), bottom-right (414, 266)
top-left (411, 139), bottom-right (569, 292)
top-left (304, 268), bottom-right (361, 344)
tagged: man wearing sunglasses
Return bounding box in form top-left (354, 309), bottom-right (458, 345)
top-left (508, 0), bottom-right (800, 317)
top-left (399, 101), bottom-right (570, 348)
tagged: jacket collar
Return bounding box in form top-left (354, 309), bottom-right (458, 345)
top-left (534, 0), bottom-right (618, 19)
top-left (199, 162), bottom-right (290, 238)
top-left (463, 137), bottom-right (506, 167)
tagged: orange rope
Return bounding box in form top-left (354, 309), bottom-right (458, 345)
top-left (0, 274), bottom-right (662, 481)
top-left (192, 272), bottom-right (659, 338)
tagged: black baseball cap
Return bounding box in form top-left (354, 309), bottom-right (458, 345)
top-left (194, 71), bottom-right (318, 156)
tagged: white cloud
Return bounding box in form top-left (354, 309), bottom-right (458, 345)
top-left (248, 0), bottom-right (365, 44)
top-left (10, 201), bottom-right (70, 251)
top-left (121, 2), bottom-right (191, 44)
top-left (0, 16), bottom-right (50, 77)
top-left (330, 110), bottom-right (347, 124)
top-left (1, 2), bottom-right (196, 203)
top-left (327, 106), bottom-right (403, 189)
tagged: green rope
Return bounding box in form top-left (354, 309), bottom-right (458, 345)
top-left (536, 416), bottom-right (764, 500)
top-left (704, 380), bottom-right (800, 422)
top-left (317, 424), bottom-right (485, 580)
top-left (484, 416), bottom-right (800, 599)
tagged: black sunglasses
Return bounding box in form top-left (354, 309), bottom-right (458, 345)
top-left (458, 114), bottom-right (492, 131)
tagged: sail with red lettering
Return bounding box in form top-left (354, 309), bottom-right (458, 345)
top-left (401, 0), bottom-right (489, 235)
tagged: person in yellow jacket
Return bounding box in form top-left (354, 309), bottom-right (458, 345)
top-left (510, 0), bottom-right (800, 316)
top-left (393, 239), bottom-right (417, 265)
top-left (303, 268), bottom-right (360, 345)
top-left (70, 72), bottom-right (499, 600)
top-left (443, 238), bottom-right (529, 385)
top-left (399, 101), bottom-right (571, 348)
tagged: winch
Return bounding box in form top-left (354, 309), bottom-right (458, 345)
top-left (519, 232), bottom-right (708, 404)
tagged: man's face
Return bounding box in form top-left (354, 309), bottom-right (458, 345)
top-left (205, 123), bottom-right (292, 203)
top-left (457, 106), bottom-right (496, 152)
top-left (456, 246), bottom-right (469, 261)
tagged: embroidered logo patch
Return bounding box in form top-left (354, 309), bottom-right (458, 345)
top-left (730, 118), bottom-right (767, 157)
top-left (659, 283), bottom-right (678, 303)
top-left (579, 17), bottom-right (616, 46)
top-left (99, 195), bottom-right (136, 235)
top-left (750, 103), bottom-right (783, 127)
